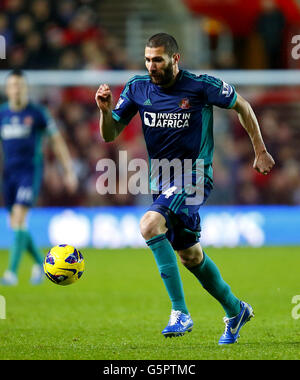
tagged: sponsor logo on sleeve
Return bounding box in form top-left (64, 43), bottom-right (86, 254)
top-left (221, 81), bottom-right (233, 97)
top-left (115, 97), bottom-right (124, 110)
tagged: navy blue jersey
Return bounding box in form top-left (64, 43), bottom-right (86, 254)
top-left (112, 70), bottom-right (237, 185)
top-left (0, 101), bottom-right (58, 174)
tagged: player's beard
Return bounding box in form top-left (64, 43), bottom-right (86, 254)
top-left (150, 61), bottom-right (174, 86)
top-left (11, 95), bottom-right (28, 110)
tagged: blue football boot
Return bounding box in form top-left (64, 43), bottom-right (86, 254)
top-left (30, 264), bottom-right (44, 285)
top-left (218, 301), bottom-right (254, 345)
top-left (162, 310), bottom-right (193, 338)
top-left (0, 270), bottom-right (18, 286)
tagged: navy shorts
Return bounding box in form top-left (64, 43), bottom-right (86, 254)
top-left (2, 168), bottom-right (42, 210)
top-left (148, 180), bottom-right (213, 250)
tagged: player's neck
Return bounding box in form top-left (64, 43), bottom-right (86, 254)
top-left (9, 99), bottom-right (28, 112)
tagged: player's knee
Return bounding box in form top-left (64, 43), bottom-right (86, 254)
top-left (10, 204), bottom-right (27, 229)
top-left (179, 255), bottom-right (199, 268)
top-left (140, 211), bottom-right (167, 241)
top-left (10, 216), bottom-right (25, 229)
top-left (178, 248), bottom-right (203, 268)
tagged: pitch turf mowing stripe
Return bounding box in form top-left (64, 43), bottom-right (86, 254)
top-left (1, 247), bottom-right (300, 359)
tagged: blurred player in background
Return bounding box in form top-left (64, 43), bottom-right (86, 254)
top-left (95, 33), bottom-right (275, 344)
top-left (0, 70), bottom-right (78, 285)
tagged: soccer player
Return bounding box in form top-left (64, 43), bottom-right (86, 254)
top-left (95, 33), bottom-right (275, 344)
top-left (0, 70), bottom-right (78, 285)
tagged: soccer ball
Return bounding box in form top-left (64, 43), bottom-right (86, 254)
top-left (43, 244), bottom-right (84, 285)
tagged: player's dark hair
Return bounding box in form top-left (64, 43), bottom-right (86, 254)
top-left (6, 69), bottom-right (27, 85)
top-left (7, 69), bottom-right (25, 78)
top-left (146, 33), bottom-right (179, 56)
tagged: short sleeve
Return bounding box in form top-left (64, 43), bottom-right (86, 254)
top-left (201, 74), bottom-right (237, 109)
top-left (39, 106), bottom-right (59, 136)
top-left (112, 82), bottom-right (138, 125)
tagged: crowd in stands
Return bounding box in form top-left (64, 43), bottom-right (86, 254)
top-left (0, 0), bottom-right (298, 71)
top-left (0, 0), bottom-right (133, 70)
top-left (0, 0), bottom-right (300, 206)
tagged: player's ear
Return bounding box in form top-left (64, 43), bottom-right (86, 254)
top-left (172, 53), bottom-right (180, 65)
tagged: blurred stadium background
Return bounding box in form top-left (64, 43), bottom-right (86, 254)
top-left (1, 0), bottom-right (300, 249)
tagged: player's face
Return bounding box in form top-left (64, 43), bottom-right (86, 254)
top-left (145, 46), bottom-right (179, 86)
top-left (6, 75), bottom-right (28, 107)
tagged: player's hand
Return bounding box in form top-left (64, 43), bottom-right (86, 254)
top-left (95, 84), bottom-right (112, 113)
top-left (253, 150), bottom-right (275, 175)
top-left (64, 171), bottom-right (78, 194)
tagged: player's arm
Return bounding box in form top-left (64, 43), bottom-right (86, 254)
top-left (232, 93), bottom-right (275, 175)
top-left (0, 139), bottom-right (2, 175)
top-left (95, 84), bottom-right (126, 142)
top-left (49, 132), bottom-right (78, 193)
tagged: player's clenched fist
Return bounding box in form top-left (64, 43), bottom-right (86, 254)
top-left (253, 150), bottom-right (275, 175)
top-left (95, 84), bottom-right (112, 112)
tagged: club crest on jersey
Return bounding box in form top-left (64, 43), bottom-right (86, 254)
top-left (24, 116), bottom-right (33, 126)
top-left (179, 98), bottom-right (190, 109)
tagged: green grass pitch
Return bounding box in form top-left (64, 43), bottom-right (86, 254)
top-left (0, 246), bottom-right (300, 360)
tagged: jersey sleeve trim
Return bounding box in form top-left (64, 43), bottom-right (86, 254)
top-left (38, 105), bottom-right (59, 136)
top-left (227, 91), bottom-right (237, 109)
top-left (112, 110), bottom-right (130, 125)
top-left (46, 122), bottom-right (59, 136)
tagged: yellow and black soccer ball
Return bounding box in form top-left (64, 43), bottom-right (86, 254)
top-left (43, 244), bottom-right (84, 285)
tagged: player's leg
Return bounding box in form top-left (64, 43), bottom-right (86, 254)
top-left (18, 173), bottom-right (45, 283)
top-left (177, 243), bottom-right (241, 318)
top-left (140, 211), bottom-right (193, 337)
top-left (140, 211), bottom-right (188, 314)
top-left (1, 176), bottom-right (18, 284)
top-left (1, 204), bottom-right (29, 285)
top-left (26, 231), bottom-right (45, 285)
top-left (1, 172), bottom-right (44, 284)
top-left (177, 243), bottom-right (254, 344)
top-left (10, 203), bottom-right (44, 284)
